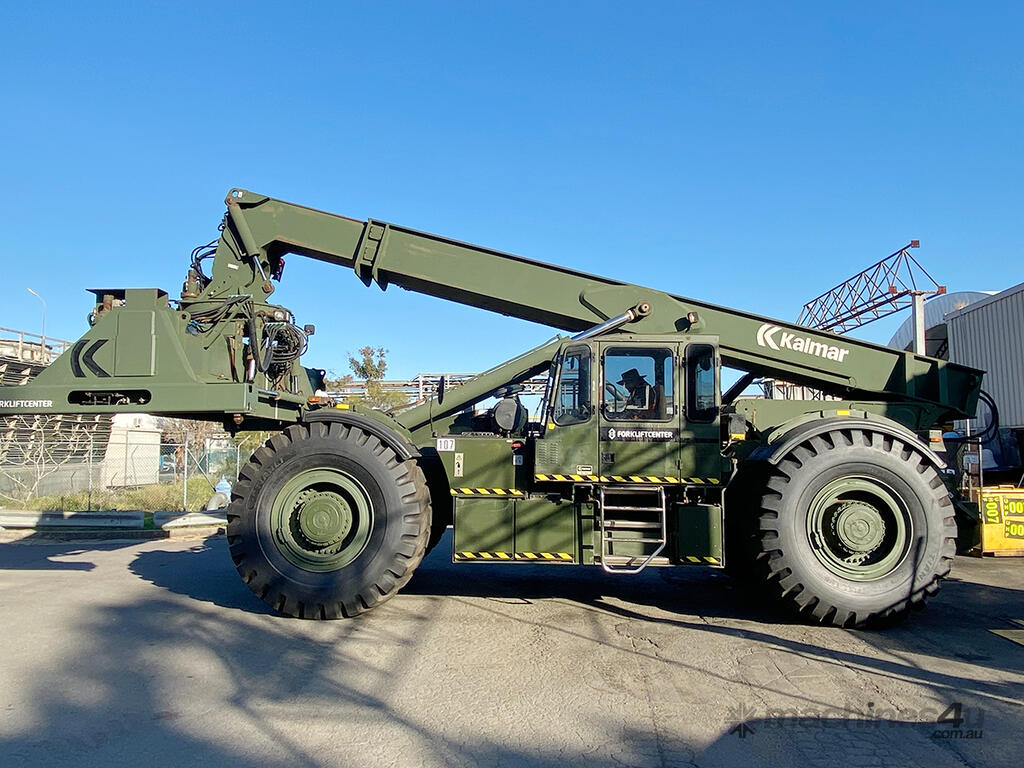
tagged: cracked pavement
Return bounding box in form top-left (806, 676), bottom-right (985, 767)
top-left (1, 533), bottom-right (1022, 767)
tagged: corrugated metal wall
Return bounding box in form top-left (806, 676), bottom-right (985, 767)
top-left (947, 282), bottom-right (1024, 428)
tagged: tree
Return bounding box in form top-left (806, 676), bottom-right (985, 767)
top-left (349, 345), bottom-right (388, 382)
top-left (158, 417), bottom-right (221, 478)
top-left (160, 417), bottom-right (219, 453)
top-left (322, 371), bottom-right (355, 390)
top-left (158, 419), bottom-right (273, 486)
top-left (346, 346), bottom-right (409, 412)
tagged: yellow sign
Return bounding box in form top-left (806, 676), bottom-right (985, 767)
top-left (991, 619), bottom-right (1024, 648)
top-left (979, 486), bottom-right (1024, 556)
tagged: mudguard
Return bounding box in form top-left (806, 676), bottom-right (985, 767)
top-left (303, 409), bottom-right (420, 461)
top-left (750, 412), bottom-right (946, 470)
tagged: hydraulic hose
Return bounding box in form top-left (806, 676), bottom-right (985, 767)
top-left (247, 314), bottom-right (272, 374)
top-left (945, 390), bottom-right (999, 444)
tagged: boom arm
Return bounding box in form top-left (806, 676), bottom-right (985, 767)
top-left (213, 190), bottom-right (980, 417)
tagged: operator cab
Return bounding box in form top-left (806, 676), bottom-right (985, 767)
top-left (536, 336), bottom-right (721, 481)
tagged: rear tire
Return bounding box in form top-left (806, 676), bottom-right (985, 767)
top-left (227, 422), bottom-right (431, 619)
top-left (754, 427), bottom-right (956, 628)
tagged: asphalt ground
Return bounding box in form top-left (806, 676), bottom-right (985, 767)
top-left (1, 533), bottom-right (1022, 768)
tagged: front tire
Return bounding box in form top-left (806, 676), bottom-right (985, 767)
top-left (227, 422), bottom-right (431, 619)
top-left (754, 427), bottom-right (956, 628)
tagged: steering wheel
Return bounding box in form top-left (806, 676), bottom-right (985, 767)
top-left (604, 382), bottom-right (626, 410)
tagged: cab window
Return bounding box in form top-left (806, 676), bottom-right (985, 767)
top-left (552, 346), bottom-right (591, 425)
top-left (686, 344), bottom-right (717, 422)
top-left (602, 348), bottom-right (674, 421)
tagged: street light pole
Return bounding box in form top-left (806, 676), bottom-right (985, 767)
top-left (26, 288), bottom-right (46, 361)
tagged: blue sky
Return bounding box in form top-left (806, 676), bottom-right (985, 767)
top-left (2, 2), bottom-right (1021, 380)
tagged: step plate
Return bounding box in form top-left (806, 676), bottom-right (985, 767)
top-left (600, 555), bottom-right (673, 568)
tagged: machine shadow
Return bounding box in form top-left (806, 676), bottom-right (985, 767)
top-left (127, 530), bottom-right (771, 622)
top-left (129, 535), bottom-right (277, 615)
top-left (411, 531), bottom-right (1024, 692)
top-left (129, 532), bottom-right (1024, 687)
top-left (408, 530), bottom-right (777, 619)
top-left (0, 536), bottom-right (148, 571)
top-left (116, 533), bottom-right (1024, 757)
top-left (5, 560), bottom-right (612, 768)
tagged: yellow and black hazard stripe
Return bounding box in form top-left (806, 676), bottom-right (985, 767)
top-left (682, 555), bottom-right (722, 565)
top-left (534, 473), bottom-right (720, 485)
top-left (453, 551), bottom-right (513, 561)
top-left (450, 488), bottom-right (525, 496)
top-left (515, 551), bottom-right (573, 561)
top-left (454, 551), bottom-right (574, 562)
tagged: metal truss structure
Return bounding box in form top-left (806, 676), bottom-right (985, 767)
top-left (796, 241), bottom-right (945, 333)
top-left (761, 242), bottom-right (944, 401)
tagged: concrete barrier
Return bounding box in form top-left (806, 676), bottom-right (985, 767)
top-left (0, 510), bottom-right (145, 529)
top-left (154, 511), bottom-right (227, 530)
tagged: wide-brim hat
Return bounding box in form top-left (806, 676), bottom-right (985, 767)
top-left (617, 368), bottom-right (647, 385)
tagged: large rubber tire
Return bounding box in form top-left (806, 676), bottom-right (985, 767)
top-left (227, 422), bottom-right (431, 619)
top-left (754, 427), bottom-right (956, 628)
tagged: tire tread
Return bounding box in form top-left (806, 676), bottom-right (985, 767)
top-left (750, 428), bottom-right (955, 628)
top-left (226, 423), bottom-right (431, 619)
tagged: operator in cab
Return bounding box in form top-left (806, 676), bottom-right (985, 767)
top-left (614, 368), bottom-right (657, 420)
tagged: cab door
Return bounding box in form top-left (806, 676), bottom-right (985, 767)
top-left (533, 344), bottom-right (599, 478)
top-left (597, 343), bottom-right (680, 480)
top-left (680, 341), bottom-right (721, 481)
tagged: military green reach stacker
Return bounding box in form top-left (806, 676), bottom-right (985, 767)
top-left (0, 190), bottom-right (984, 626)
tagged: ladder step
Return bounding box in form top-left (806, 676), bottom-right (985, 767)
top-left (597, 485), bottom-right (667, 574)
top-left (601, 490), bottom-right (662, 496)
top-left (598, 487), bottom-right (663, 493)
top-left (602, 555), bottom-right (672, 568)
top-left (604, 536), bottom-right (666, 544)
top-left (602, 505), bottom-right (664, 512)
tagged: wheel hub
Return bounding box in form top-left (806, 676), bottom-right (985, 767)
top-left (806, 475), bottom-right (911, 581)
top-left (831, 501), bottom-right (886, 554)
top-left (294, 489), bottom-right (352, 553)
top-left (270, 467), bottom-right (375, 572)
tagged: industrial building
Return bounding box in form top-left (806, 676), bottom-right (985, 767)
top-left (890, 282), bottom-right (1024, 476)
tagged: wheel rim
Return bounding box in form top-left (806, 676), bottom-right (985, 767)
top-left (270, 468), bottom-right (373, 572)
top-left (805, 476), bottom-right (911, 581)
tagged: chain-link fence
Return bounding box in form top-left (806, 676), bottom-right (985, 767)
top-left (0, 416), bottom-right (261, 512)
